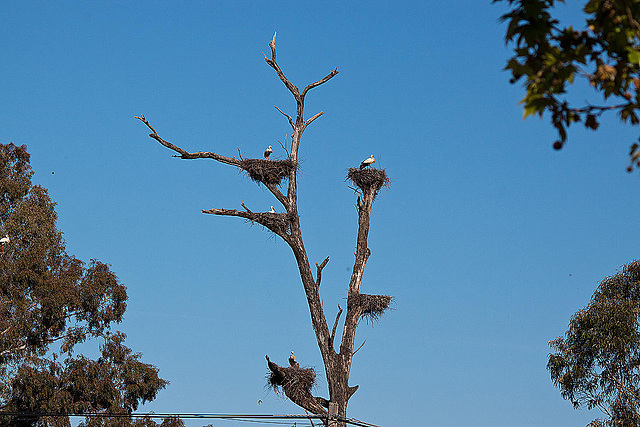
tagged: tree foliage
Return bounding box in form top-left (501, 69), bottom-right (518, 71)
top-left (0, 143), bottom-right (177, 427)
top-left (497, 0), bottom-right (640, 171)
top-left (548, 260), bottom-right (640, 426)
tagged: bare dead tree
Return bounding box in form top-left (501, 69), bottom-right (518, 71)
top-left (136, 33), bottom-right (391, 427)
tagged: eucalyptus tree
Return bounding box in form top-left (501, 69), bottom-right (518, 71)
top-left (549, 260), bottom-right (640, 426)
top-left (0, 143), bottom-right (176, 427)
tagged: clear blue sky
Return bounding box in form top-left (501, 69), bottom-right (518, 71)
top-left (2, 1), bottom-right (639, 426)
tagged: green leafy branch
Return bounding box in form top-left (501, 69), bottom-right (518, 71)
top-left (496, 0), bottom-right (640, 171)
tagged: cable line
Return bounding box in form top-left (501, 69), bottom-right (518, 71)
top-left (0, 411), bottom-right (380, 427)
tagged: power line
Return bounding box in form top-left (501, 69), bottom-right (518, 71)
top-left (0, 411), bottom-right (380, 427)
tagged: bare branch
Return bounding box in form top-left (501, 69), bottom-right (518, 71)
top-left (269, 32), bottom-right (277, 60)
top-left (203, 207), bottom-right (257, 218)
top-left (315, 256), bottom-right (330, 288)
top-left (278, 134), bottom-right (290, 158)
top-left (352, 339), bottom-right (366, 357)
top-left (304, 111), bottom-right (325, 130)
top-left (265, 182), bottom-right (288, 208)
top-left (330, 304), bottom-right (343, 347)
top-left (240, 202), bottom-right (253, 213)
top-left (302, 68), bottom-right (339, 97)
top-left (135, 115), bottom-right (241, 166)
top-left (201, 207), bottom-right (293, 242)
top-left (264, 32), bottom-right (300, 98)
top-left (347, 385), bottom-right (359, 401)
top-left (572, 103), bottom-right (629, 114)
top-left (274, 105), bottom-right (295, 129)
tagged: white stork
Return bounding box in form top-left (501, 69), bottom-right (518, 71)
top-left (360, 154), bottom-right (375, 170)
top-left (269, 206), bottom-right (276, 214)
top-left (0, 235), bottom-right (8, 254)
top-left (264, 145), bottom-right (273, 159)
top-left (289, 351), bottom-right (298, 368)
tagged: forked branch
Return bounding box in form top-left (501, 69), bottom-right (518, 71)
top-left (315, 256), bottom-right (330, 288)
top-left (264, 32), bottom-right (338, 103)
top-left (264, 32), bottom-right (300, 98)
top-left (302, 68), bottom-right (339, 97)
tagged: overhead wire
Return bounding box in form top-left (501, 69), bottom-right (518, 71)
top-left (0, 411), bottom-right (380, 427)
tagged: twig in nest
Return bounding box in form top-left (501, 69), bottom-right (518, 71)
top-left (278, 134), bottom-right (290, 158)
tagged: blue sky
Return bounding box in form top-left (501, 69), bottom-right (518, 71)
top-left (2, 1), bottom-right (640, 426)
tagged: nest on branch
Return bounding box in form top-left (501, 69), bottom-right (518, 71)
top-left (347, 168), bottom-right (389, 197)
top-left (266, 355), bottom-right (327, 413)
top-left (251, 212), bottom-right (297, 235)
top-left (240, 159), bottom-right (296, 186)
top-left (350, 293), bottom-right (393, 322)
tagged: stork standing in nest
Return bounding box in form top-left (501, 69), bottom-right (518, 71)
top-left (360, 154), bottom-right (375, 170)
top-left (264, 145), bottom-right (273, 159)
top-left (289, 351), bottom-right (299, 368)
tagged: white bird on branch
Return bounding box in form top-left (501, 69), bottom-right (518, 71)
top-left (269, 206), bottom-right (276, 214)
top-left (264, 145), bottom-right (273, 159)
top-left (360, 154), bottom-right (375, 170)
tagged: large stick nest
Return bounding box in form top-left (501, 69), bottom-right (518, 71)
top-left (347, 168), bottom-right (389, 196)
top-left (350, 293), bottom-right (393, 322)
top-left (251, 212), bottom-right (297, 234)
top-left (240, 159), bottom-right (296, 186)
top-left (265, 356), bottom-right (327, 415)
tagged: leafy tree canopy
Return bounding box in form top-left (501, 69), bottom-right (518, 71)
top-left (496, 0), bottom-right (640, 171)
top-left (548, 260), bottom-right (640, 426)
top-left (0, 143), bottom-right (179, 427)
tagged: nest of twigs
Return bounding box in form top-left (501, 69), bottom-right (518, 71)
top-left (252, 212), bottom-right (297, 234)
top-left (240, 159), bottom-right (296, 186)
top-left (347, 168), bottom-right (389, 197)
top-left (350, 293), bottom-right (393, 322)
top-left (266, 356), bottom-right (317, 403)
